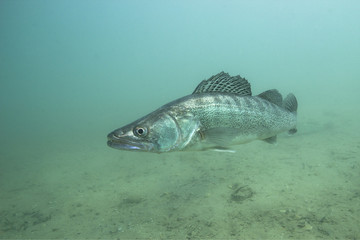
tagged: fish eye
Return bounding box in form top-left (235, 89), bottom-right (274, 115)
top-left (133, 126), bottom-right (148, 137)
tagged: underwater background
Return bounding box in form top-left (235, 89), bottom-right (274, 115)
top-left (1, 0), bottom-right (359, 238)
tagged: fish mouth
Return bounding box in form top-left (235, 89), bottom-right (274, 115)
top-left (107, 132), bottom-right (150, 151)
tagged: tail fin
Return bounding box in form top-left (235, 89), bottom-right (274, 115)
top-left (283, 93), bottom-right (298, 134)
top-left (283, 93), bottom-right (298, 113)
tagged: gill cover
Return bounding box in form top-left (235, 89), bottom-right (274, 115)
top-left (146, 112), bottom-right (199, 152)
top-left (148, 113), bottom-right (180, 152)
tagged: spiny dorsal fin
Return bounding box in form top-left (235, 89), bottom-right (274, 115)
top-left (192, 72), bottom-right (252, 96)
top-left (258, 89), bottom-right (283, 107)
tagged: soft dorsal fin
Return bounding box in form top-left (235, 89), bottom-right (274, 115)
top-left (192, 72), bottom-right (252, 96)
top-left (257, 89), bottom-right (283, 107)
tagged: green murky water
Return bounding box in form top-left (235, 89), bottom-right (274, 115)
top-left (1, 1), bottom-right (359, 238)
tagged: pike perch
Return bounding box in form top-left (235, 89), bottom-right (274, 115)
top-left (107, 72), bottom-right (298, 153)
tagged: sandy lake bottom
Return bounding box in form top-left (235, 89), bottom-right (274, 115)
top-left (1, 107), bottom-right (359, 239)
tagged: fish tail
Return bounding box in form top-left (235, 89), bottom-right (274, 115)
top-left (283, 93), bottom-right (298, 113)
top-left (283, 93), bottom-right (298, 134)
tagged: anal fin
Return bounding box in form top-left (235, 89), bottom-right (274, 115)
top-left (288, 128), bottom-right (297, 135)
top-left (263, 135), bottom-right (277, 144)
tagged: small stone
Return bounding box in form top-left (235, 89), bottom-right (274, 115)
top-left (304, 222), bottom-right (313, 231)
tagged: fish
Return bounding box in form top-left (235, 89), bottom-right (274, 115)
top-left (107, 72), bottom-right (298, 153)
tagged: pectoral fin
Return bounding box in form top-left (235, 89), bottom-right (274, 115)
top-left (201, 128), bottom-right (241, 146)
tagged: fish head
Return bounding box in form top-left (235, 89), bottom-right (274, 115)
top-left (107, 111), bottom-right (184, 153)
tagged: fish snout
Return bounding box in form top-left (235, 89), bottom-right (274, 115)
top-left (108, 127), bottom-right (128, 140)
top-left (107, 128), bottom-right (149, 151)
top-left (107, 129), bottom-right (125, 148)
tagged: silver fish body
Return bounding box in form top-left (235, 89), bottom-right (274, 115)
top-left (107, 72), bottom-right (297, 153)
